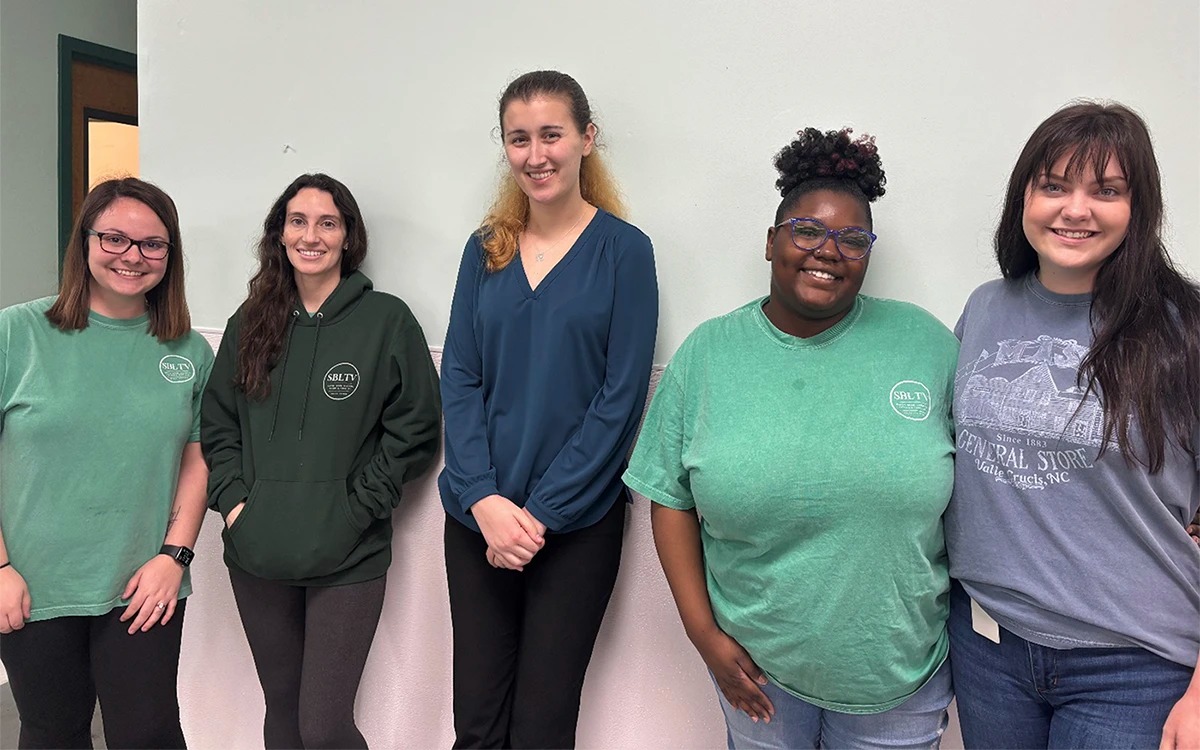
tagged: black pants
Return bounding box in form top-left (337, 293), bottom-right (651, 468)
top-left (0, 600), bottom-right (187, 749)
top-left (228, 567), bottom-right (386, 749)
top-left (444, 498), bottom-right (626, 749)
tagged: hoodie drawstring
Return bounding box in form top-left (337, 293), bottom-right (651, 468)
top-left (297, 312), bottom-right (323, 441)
top-left (268, 311), bottom-right (301, 442)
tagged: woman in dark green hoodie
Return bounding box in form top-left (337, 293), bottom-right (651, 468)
top-left (201, 173), bottom-right (441, 749)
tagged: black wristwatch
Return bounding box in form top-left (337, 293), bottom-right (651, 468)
top-left (159, 544), bottom-right (195, 568)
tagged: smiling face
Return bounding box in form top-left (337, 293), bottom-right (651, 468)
top-left (281, 187), bottom-right (346, 288)
top-left (86, 196), bottom-right (170, 316)
top-left (1022, 150), bottom-right (1131, 293)
top-left (763, 189), bottom-right (870, 338)
top-left (502, 95), bottom-right (595, 209)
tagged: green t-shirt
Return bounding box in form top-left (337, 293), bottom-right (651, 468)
top-left (0, 297), bottom-right (213, 621)
top-left (623, 296), bottom-right (958, 713)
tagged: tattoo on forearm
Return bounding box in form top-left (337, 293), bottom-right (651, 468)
top-left (166, 508), bottom-right (180, 534)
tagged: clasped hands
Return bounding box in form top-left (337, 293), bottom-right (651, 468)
top-left (472, 494), bottom-right (547, 571)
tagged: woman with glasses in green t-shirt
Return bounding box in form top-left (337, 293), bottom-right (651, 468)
top-left (0, 178), bottom-right (212, 748)
top-left (624, 127), bottom-right (958, 749)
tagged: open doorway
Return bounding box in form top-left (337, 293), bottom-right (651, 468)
top-left (57, 35), bottom-right (137, 277)
top-left (88, 114), bottom-right (139, 187)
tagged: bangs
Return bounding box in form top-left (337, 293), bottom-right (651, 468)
top-left (1017, 102), bottom-right (1156, 200)
top-left (1035, 134), bottom-right (1126, 185)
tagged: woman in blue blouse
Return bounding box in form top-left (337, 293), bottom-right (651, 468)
top-left (439, 70), bottom-right (658, 748)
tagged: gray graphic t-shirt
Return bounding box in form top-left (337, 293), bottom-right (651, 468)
top-left (946, 275), bottom-right (1200, 667)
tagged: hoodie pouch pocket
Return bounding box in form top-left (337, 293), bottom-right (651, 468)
top-left (228, 479), bottom-right (361, 580)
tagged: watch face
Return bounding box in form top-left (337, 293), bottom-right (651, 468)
top-left (163, 545), bottom-right (194, 567)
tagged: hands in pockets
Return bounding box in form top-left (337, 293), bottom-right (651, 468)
top-left (226, 479), bottom-right (364, 580)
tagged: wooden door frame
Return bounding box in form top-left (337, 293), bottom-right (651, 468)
top-left (57, 34), bottom-right (137, 274)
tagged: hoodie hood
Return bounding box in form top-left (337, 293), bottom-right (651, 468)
top-left (291, 270), bottom-right (373, 325)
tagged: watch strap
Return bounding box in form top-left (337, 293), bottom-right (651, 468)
top-left (159, 544), bottom-right (194, 568)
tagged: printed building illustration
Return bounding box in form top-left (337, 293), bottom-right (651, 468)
top-left (956, 336), bottom-right (1108, 449)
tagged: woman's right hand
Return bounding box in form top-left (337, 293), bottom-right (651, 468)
top-left (225, 501), bottom-right (246, 529)
top-left (0, 565), bottom-right (31, 633)
top-left (472, 494), bottom-right (544, 570)
top-left (694, 626), bottom-right (775, 724)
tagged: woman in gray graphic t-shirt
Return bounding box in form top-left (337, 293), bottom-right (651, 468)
top-left (945, 101), bottom-right (1200, 750)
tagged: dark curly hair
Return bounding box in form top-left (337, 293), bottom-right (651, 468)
top-left (773, 127), bottom-right (886, 225)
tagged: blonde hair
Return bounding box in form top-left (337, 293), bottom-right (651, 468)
top-left (479, 70), bottom-right (626, 272)
top-left (480, 152), bottom-right (625, 272)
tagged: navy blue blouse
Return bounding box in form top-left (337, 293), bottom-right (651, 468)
top-left (438, 209), bottom-right (658, 533)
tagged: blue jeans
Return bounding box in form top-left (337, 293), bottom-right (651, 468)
top-left (714, 660), bottom-right (952, 749)
top-left (949, 580), bottom-right (1193, 749)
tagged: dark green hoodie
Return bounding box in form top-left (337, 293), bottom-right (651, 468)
top-left (201, 271), bottom-right (441, 586)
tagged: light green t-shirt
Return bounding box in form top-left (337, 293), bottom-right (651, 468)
top-left (0, 297), bottom-right (213, 621)
top-left (623, 296), bottom-right (958, 713)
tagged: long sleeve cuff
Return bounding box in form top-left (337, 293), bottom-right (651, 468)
top-left (459, 480), bottom-right (500, 515)
top-left (214, 479), bottom-right (250, 519)
top-left (522, 498), bottom-right (567, 532)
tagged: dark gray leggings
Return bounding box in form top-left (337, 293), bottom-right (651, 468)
top-left (228, 567), bottom-right (386, 749)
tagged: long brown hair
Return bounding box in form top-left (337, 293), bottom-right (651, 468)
top-left (235, 174), bottom-right (368, 400)
top-left (480, 70), bottom-right (625, 272)
top-left (46, 177), bottom-right (191, 341)
top-left (995, 101), bottom-right (1200, 471)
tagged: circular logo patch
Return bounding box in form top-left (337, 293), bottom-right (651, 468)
top-left (323, 362), bottom-right (360, 401)
top-left (159, 355), bottom-right (196, 384)
top-left (889, 380), bottom-right (932, 421)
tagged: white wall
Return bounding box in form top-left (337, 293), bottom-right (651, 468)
top-left (139, 1), bottom-right (1199, 747)
top-left (0, 0), bottom-right (137, 308)
top-left (140, 1), bottom-right (1199, 352)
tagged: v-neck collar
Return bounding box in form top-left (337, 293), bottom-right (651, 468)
top-left (517, 209), bottom-right (604, 297)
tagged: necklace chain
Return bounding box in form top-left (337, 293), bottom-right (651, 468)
top-left (529, 208), bottom-right (587, 263)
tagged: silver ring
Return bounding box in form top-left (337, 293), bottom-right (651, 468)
top-left (155, 601), bottom-right (167, 611)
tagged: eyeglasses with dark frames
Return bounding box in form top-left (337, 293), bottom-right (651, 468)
top-left (86, 230), bottom-right (172, 261)
top-left (772, 217), bottom-right (876, 261)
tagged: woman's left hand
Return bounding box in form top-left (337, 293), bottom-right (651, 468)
top-left (1161, 683), bottom-right (1200, 749)
top-left (486, 510), bottom-right (549, 570)
top-left (119, 554), bottom-right (183, 634)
